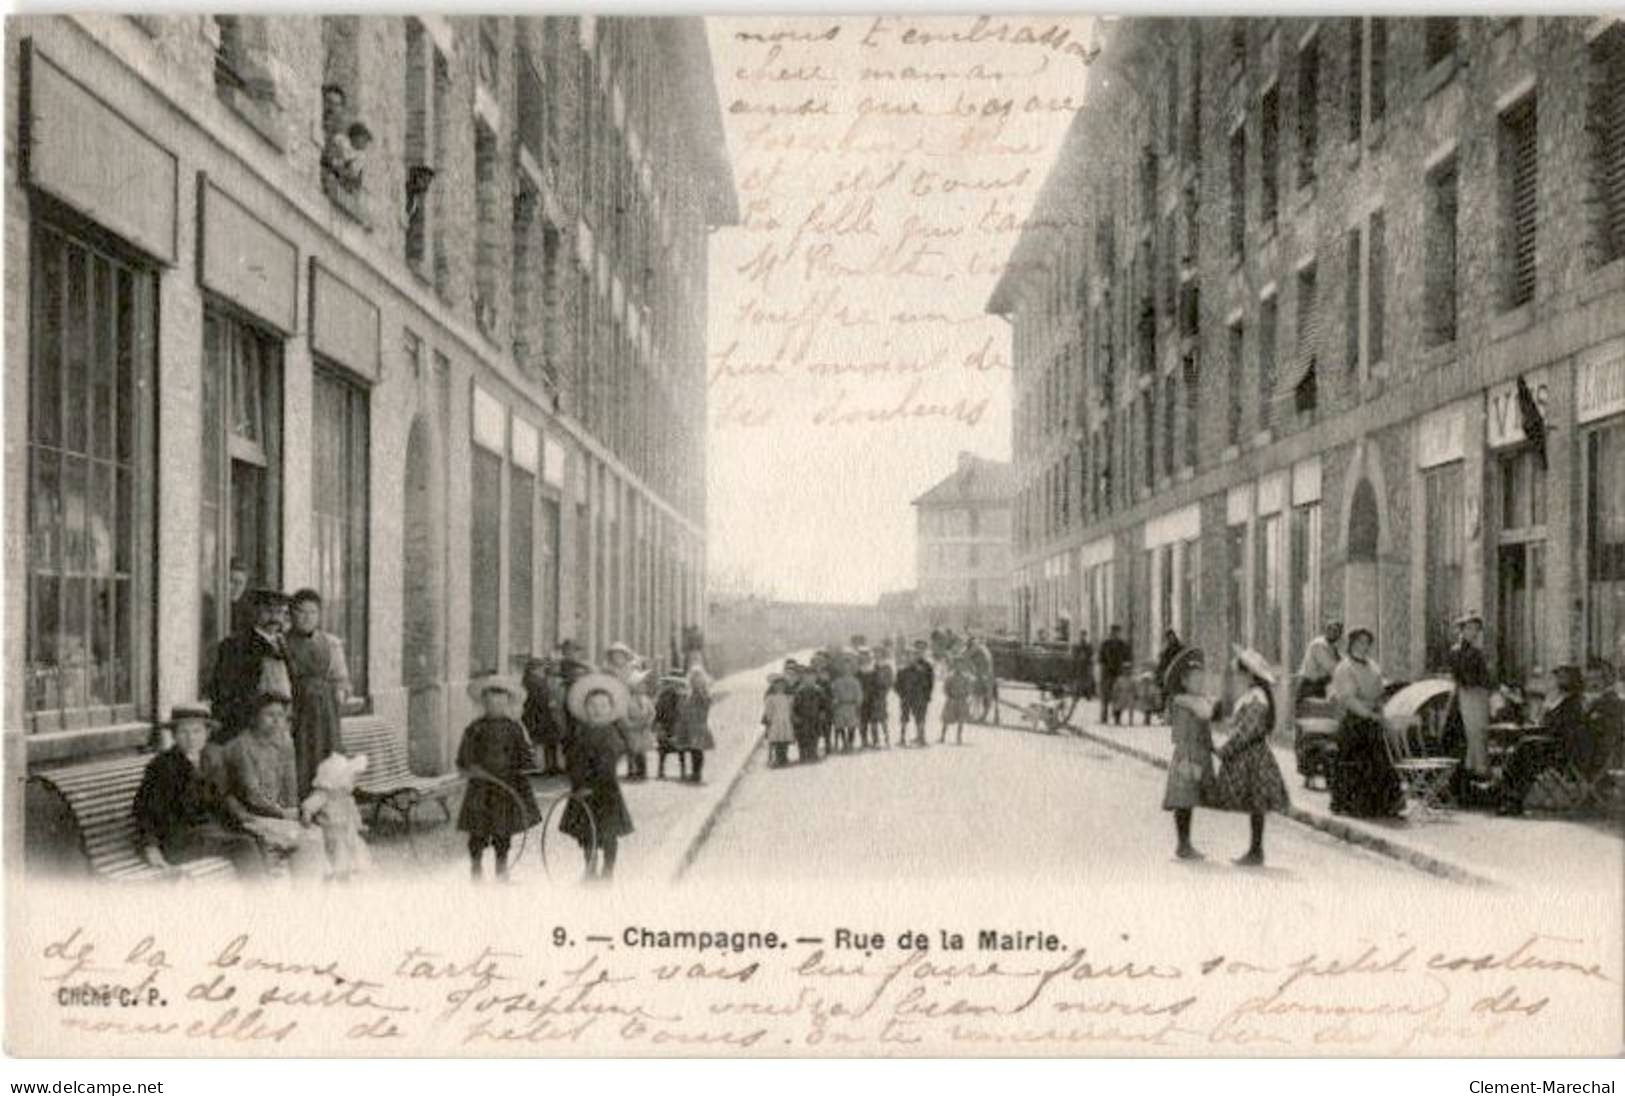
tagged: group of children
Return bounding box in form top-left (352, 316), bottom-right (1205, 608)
top-left (760, 639), bottom-right (984, 767)
top-left (454, 639), bottom-right (713, 883)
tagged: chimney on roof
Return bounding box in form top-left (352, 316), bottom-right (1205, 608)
top-left (958, 451), bottom-right (975, 471)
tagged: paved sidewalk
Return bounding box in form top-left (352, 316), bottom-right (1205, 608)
top-left (1070, 711), bottom-right (1623, 892)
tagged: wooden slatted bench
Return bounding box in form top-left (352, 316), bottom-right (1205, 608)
top-left (339, 715), bottom-right (461, 835)
top-left (28, 753), bottom-right (236, 883)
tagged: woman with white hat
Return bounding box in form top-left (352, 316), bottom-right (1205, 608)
top-left (560, 672), bottom-right (636, 879)
top-left (1213, 646), bottom-right (1292, 866)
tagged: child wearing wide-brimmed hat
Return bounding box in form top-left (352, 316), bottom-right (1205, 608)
top-left (560, 672), bottom-right (635, 880)
top-left (456, 674), bottom-right (540, 882)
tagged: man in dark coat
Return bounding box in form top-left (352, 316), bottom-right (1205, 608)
top-left (895, 644), bottom-right (935, 747)
top-left (1153, 630), bottom-right (1185, 714)
top-left (1499, 666), bottom-right (1592, 816)
top-left (1098, 624), bottom-right (1131, 725)
top-left (207, 589), bottom-right (292, 744)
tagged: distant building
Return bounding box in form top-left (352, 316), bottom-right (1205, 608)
top-left (912, 452), bottom-right (1014, 632)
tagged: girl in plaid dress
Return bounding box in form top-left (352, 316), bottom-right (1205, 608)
top-left (1213, 646), bottom-right (1291, 865)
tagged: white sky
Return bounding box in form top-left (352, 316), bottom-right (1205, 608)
top-left (703, 15), bottom-right (1096, 603)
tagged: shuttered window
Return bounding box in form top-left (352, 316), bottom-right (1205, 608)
top-left (1295, 262), bottom-right (1319, 413)
top-left (1297, 262), bottom-right (1318, 362)
top-left (1259, 294), bottom-right (1278, 431)
top-left (1261, 85), bottom-right (1280, 227)
top-left (1346, 18), bottom-right (1364, 143)
top-left (1142, 389), bottom-right (1156, 487)
top-left (1163, 373), bottom-right (1177, 480)
top-left (1183, 353), bottom-right (1200, 469)
top-left (1345, 226), bottom-right (1362, 371)
top-left (1370, 19), bottom-right (1388, 123)
top-left (1297, 37), bottom-right (1320, 187)
top-left (1425, 156), bottom-right (1458, 346)
top-left (1185, 35), bottom-right (1203, 166)
top-left (1369, 208), bottom-right (1386, 364)
top-left (1228, 321), bottom-right (1244, 445)
top-left (1424, 18), bottom-right (1458, 69)
top-left (1229, 127), bottom-right (1247, 258)
top-left (1587, 25), bottom-right (1625, 267)
top-left (1499, 93), bottom-right (1538, 310)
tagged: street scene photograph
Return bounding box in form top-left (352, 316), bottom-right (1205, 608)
top-left (2, 9), bottom-right (1624, 1063)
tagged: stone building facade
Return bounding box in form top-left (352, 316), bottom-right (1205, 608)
top-left (991, 16), bottom-right (1625, 701)
top-left (912, 452), bottom-right (1014, 633)
top-left (4, 15), bottom-right (735, 849)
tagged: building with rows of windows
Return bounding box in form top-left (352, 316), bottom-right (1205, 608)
top-left (991, 16), bottom-right (1625, 701)
top-left (3, 15), bottom-right (735, 845)
top-left (911, 452), bottom-right (1014, 633)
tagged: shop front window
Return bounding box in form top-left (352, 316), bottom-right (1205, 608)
top-left (311, 365), bottom-right (369, 697)
top-left (1288, 502), bottom-right (1321, 670)
top-left (1423, 463), bottom-right (1465, 670)
top-left (1586, 422), bottom-right (1625, 664)
top-left (1497, 447), bottom-right (1547, 683)
top-left (1228, 523), bottom-right (1248, 647)
top-left (28, 222), bottom-right (157, 729)
top-left (1255, 514), bottom-right (1282, 662)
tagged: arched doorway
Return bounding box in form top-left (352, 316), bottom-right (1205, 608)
top-left (401, 414), bottom-right (446, 774)
top-left (1345, 474), bottom-right (1382, 642)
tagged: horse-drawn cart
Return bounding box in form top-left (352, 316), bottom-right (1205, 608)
top-left (984, 639), bottom-right (1090, 733)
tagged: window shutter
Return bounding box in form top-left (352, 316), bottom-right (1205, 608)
top-left (1590, 26), bottom-right (1625, 265)
top-left (1346, 18), bottom-right (1364, 143)
top-left (1369, 209), bottom-right (1386, 363)
top-left (1229, 128), bottom-right (1247, 257)
top-left (1261, 85), bottom-right (1280, 225)
top-left (1345, 226), bottom-right (1361, 371)
top-left (1504, 95), bottom-right (1538, 308)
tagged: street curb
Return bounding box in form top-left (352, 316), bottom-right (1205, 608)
top-left (668, 727), bottom-right (765, 884)
top-left (1068, 725), bottom-right (1503, 888)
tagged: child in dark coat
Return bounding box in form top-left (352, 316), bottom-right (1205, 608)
top-left (456, 676), bottom-right (541, 882)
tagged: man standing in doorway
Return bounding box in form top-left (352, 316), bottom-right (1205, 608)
top-left (1447, 610), bottom-right (1493, 780)
top-left (207, 589), bottom-right (293, 745)
top-left (1098, 624), bottom-right (1131, 726)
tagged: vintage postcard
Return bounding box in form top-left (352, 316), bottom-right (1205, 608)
top-left (3, 11), bottom-right (1623, 1060)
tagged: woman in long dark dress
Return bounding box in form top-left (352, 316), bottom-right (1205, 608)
top-left (285, 589), bottom-right (350, 797)
top-left (1328, 628), bottom-right (1403, 818)
top-left (560, 673), bottom-right (635, 880)
top-left (456, 676), bottom-right (541, 881)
